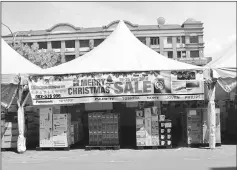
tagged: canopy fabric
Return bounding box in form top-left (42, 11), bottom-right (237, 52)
top-left (1, 84), bottom-right (18, 109)
top-left (206, 42), bottom-right (236, 79)
top-left (205, 41), bottom-right (236, 93)
top-left (42, 20), bottom-right (202, 75)
top-left (1, 39), bottom-right (43, 83)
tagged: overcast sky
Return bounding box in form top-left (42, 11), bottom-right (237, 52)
top-left (1, 2), bottom-right (236, 59)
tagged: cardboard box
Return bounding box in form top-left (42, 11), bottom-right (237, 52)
top-left (159, 115), bottom-right (165, 122)
top-left (145, 136), bottom-right (152, 146)
top-left (151, 136), bottom-right (159, 146)
top-left (144, 108), bottom-right (152, 118)
top-left (137, 138), bottom-right (146, 146)
top-left (136, 130), bottom-right (146, 138)
top-left (1, 141), bottom-right (17, 148)
top-left (136, 110), bottom-right (144, 117)
top-left (160, 140), bottom-right (166, 146)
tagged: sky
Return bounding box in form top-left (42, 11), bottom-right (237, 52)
top-left (1, 2), bottom-right (236, 60)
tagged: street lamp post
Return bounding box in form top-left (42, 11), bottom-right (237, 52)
top-left (2, 23), bottom-right (18, 46)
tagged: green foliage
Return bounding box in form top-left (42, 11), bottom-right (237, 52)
top-left (10, 42), bottom-right (62, 69)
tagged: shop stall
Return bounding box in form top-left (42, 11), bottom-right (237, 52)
top-left (22, 21), bottom-right (214, 151)
top-left (204, 42), bottom-right (236, 146)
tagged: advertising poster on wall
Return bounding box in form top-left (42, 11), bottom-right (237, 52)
top-left (28, 70), bottom-right (204, 105)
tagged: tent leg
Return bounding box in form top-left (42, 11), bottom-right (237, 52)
top-left (208, 82), bottom-right (216, 149)
top-left (16, 88), bottom-right (29, 153)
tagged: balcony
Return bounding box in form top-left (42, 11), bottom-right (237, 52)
top-left (65, 48), bottom-right (75, 52)
top-left (38, 49), bottom-right (47, 52)
top-left (177, 57), bottom-right (212, 66)
top-left (80, 47), bottom-right (90, 52)
top-left (53, 48), bottom-right (61, 53)
top-left (164, 43), bottom-right (172, 48)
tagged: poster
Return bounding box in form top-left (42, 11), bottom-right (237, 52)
top-left (28, 71), bottom-right (205, 105)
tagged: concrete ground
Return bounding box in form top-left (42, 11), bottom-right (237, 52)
top-left (1, 145), bottom-right (236, 170)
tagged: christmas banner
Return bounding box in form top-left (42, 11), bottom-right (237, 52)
top-left (28, 71), bottom-right (205, 105)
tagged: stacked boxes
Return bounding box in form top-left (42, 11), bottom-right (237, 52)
top-left (136, 106), bottom-right (160, 147)
top-left (25, 106), bottom-right (39, 146)
top-left (186, 109), bottom-right (202, 144)
top-left (144, 108), bottom-right (152, 146)
top-left (71, 119), bottom-right (83, 144)
top-left (53, 113), bottom-right (71, 147)
top-left (151, 106), bottom-right (159, 146)
top-left (136, 110), bottom-right (146, 146)
top-left (39, 107), bottom-right (53, 147)
top-left (159, 118), bottom-right (172, 147)
top-left (88, 112), bottom-right (120, 146)
top-left (1, 122), bottom-right (19, 148)
top-left (39, 107), bottom-right (72, 148)
top-left (186, 108), bottom-right (221, 145)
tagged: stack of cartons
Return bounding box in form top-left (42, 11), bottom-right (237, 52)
top-left (71, 121), bottom-right (79, 143)
top-left (39, 107), bottom-right (53, 147)
top-left (136, 110), bottom-right (146, 146)
top-left (53, 113), bottom-right (71, 147)
top-left (113, 113), bottom-right (119, 145)
top-left (151, 106), bottom-right (159, 146)
top-left (78, 118), bottom-right (84, 141)
top-left (88, 112), bottom-right (120, 146)
top-left (186, 109), bottom-right (202, 145)
top-left (159, 118), bottom-right (172, 147)
top-left (70, 124), bottom-right (75, 145)
top-left (25, 106), bottom-right (39, 146)
top-left (144, 108), bottom-right (152, 146)
top-left (101, 113), bottom-right (107, 145)
top-left (1, 122), bottom-right (18, 148)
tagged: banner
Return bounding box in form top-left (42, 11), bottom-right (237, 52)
top-left (28, 71), bottom-right (205, 105)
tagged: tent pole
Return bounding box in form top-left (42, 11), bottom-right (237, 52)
top-left (207, 71), bottom-right (217, 149)
top-left (16, 86), bottom-right (27, 153)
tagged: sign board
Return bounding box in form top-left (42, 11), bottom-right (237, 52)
top-left (28, 71), bottom-right (205, 105)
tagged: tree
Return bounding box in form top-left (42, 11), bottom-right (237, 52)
top-left (10, 42), bottom-right (62, 69)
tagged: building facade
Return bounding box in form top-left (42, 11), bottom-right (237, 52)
top-left (3, 18), bottom-right (212, 66)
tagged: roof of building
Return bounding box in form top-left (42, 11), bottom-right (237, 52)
top-left (3, 19), bottom-right (202, 37)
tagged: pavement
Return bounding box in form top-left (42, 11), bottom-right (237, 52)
top-left (1, 145), bottom-right (236, 170)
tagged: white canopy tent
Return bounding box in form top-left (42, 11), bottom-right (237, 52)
top-left (1, 39), bottom-right (43, 84)
top-left (205, 41), bottom-right (236, 93)
top-left (1, 39), bottom-right (43, 153)
top-left (42, 20), bottom-right (202, 75)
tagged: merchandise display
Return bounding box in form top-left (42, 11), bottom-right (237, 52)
top-left (159, 118), bottom-right (172, 147)
top-left (88, 112), bottom-right (120, 146)
top-left (25, 106), bottom-right (39, 146)
top-left (136, 103), bottom-right (161, 147)
top-left (186, 108), bottom-right (221, 145)
top-left (1, 105), bottom-right (18, 149)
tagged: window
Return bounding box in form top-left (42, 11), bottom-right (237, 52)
top-left (190, 50), bottom-right (199, 58)
top-left (182, 51), bottom-right (186, 58)
top-left (137, 37), bottom-right (146, 44)
top-left (38, 42), bottom-right (47, 49)
top-left (151, 37), bottom-right (159, 45)
top-left (190, 36), bottom-right (199, 43)
top-left (168, 51), bottom-right (173, 58)
top-left (52, 41), bottom-right (61, 49)
top-left (80, 40), bottom-right (89, 48)
top-left (94, 39), bottom-right (104, 47)
top-left (65, 40), bottom-right (75, 48)
top-left (65, 55), bottom-right (76, 62)
top-left (177, 51), bottom-right (181, 58)
top-left (26, 42), bottom-right (33, 47)
top-left (182, 36), bottom-right (186, 44)
top-left (177, 37), bottom-right (181, 43)
top-left (167, 37), bottom-right (172, 44)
